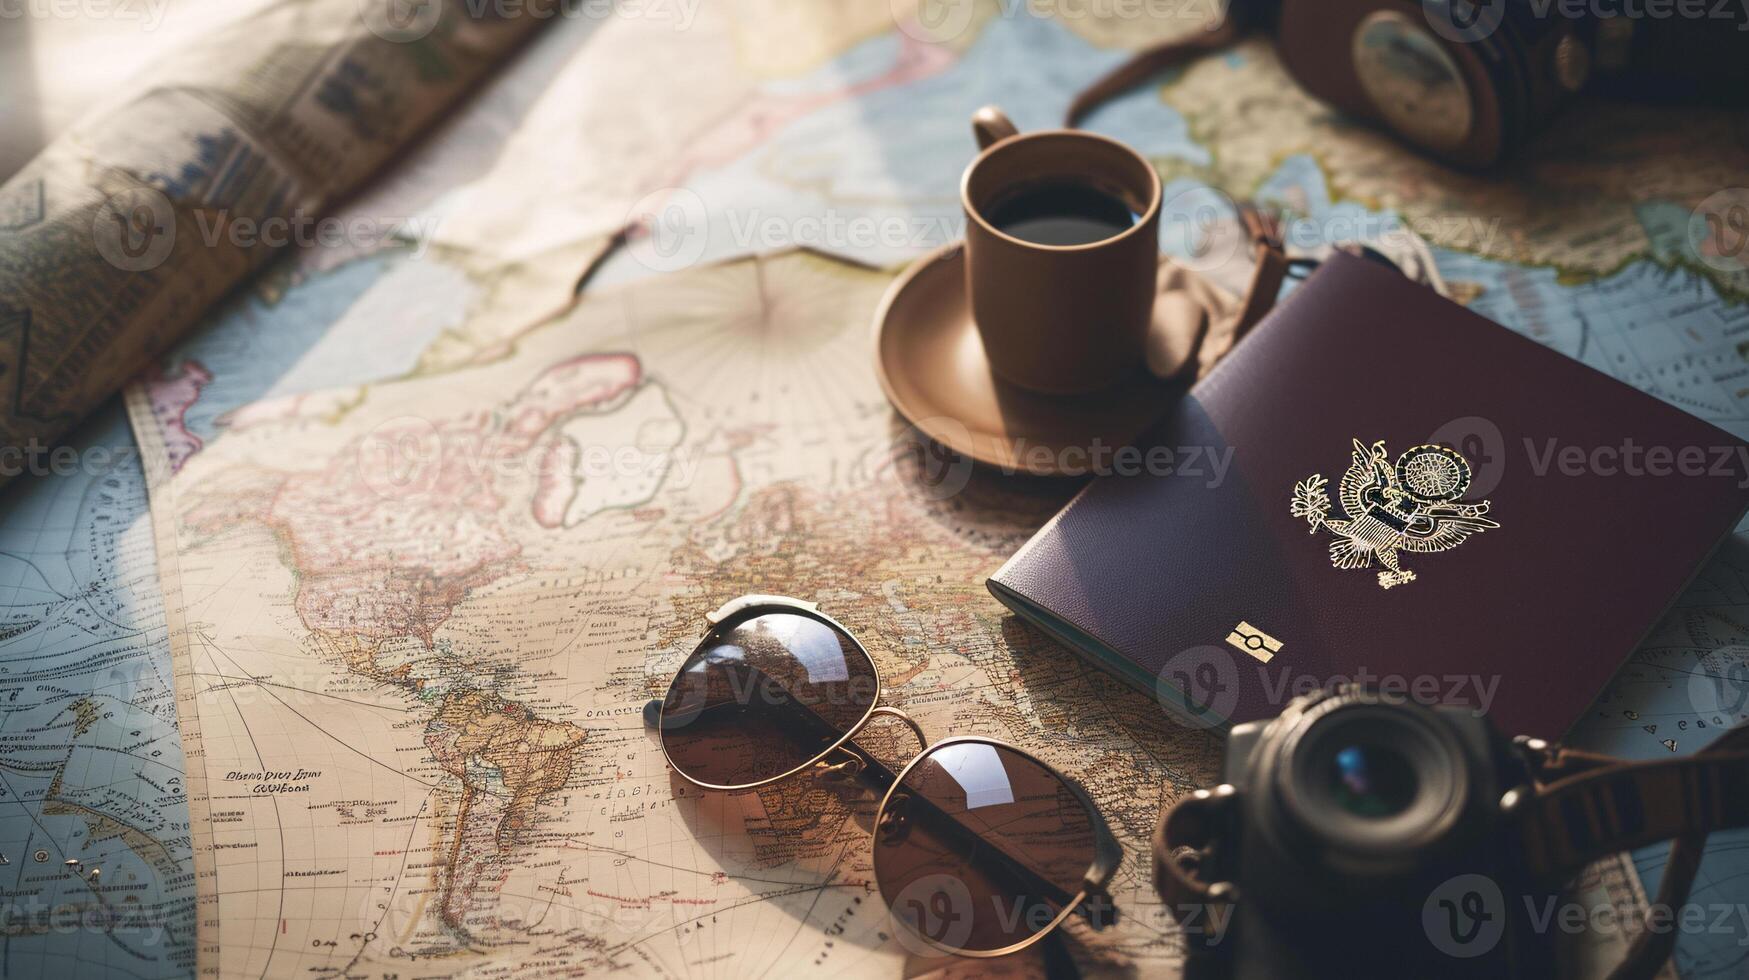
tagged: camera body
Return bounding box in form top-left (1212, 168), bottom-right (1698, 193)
top-left (1180, 686), bottom-right (1558, 979)
top-left (1272, 0), bottom-right (1749, 167)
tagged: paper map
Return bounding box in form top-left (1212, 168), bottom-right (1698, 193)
top-left (0, 3), bottom-right (1745, 976)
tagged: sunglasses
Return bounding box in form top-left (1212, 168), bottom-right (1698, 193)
top-left (649, 594), bottom-right (1122, 958)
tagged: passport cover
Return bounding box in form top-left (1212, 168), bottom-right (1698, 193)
top-left (989, 252), bottom-right (1749, 738)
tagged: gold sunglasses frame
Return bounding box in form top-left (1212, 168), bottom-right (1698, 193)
top-left (653, 594), bottom-right (1123, 958)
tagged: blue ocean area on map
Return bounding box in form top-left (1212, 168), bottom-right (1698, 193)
top-left (0, 407), bottom-right (190, 978)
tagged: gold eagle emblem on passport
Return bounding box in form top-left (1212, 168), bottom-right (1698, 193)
top-left (1289, 440), bottom-right (1498, 589)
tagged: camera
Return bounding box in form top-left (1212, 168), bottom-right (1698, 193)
top-left (1275, 0), bottom-right (1749, 167)
top-left (1155, 685), bottom-right (1749, 979)
top-left (1069, 1), bottom-right (1749, 169)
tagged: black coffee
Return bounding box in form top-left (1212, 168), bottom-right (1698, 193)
top-left (986, 180), bottom-right (1139, 246)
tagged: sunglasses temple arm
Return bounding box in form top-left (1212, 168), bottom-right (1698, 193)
top-left (837, 742), bottom-right (1113, 931)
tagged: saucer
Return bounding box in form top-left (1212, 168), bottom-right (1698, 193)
top-left (872, 241), bottom-right (1179, 476)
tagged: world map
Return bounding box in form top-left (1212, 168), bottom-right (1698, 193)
top-left (0, 407), bottom-right (191, 978)
top-left (0, 2), bottom-right (1746, 976)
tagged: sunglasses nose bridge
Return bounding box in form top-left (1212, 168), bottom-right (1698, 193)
top-left (811, 752), bottom-right (865, 783)
top-left (808, 707), bottom-right (937, 808)
top-left (852, 704), bottom-right (927, 757)
top-left (810, 704), bottom-right (928, 792)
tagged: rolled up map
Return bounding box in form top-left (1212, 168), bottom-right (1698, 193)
top-left (0, 0), bottom-right (554, 483)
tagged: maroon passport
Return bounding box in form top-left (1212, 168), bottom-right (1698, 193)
top-left (989, 252), bottom-right (1749, 738)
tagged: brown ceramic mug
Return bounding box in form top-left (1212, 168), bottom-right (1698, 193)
top-left (962, 106), bottom-right (1163, 395)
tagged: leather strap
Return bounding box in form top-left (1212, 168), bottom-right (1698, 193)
top-left (1231, 206), bottom-right (1289, 339)
top-left (1614, 828), bottom-right (1707, 980)
top-left (1064, 15), bottom-right (1244, 128)
top-left (1521, 725), bottom-right (1749, 980)
top-left (1515, 750), bottom-right (1749, 879)
top-left (1063, 0), bottom-right (1274, 128)
top-left (1177, 204), bottom-right (1289, 380)
top-left (1608, 724), bottom-right (1749, 979)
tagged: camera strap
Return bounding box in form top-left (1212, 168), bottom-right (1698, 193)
top-left (1064, 1), bottom-right (1272, 128)
top-left (1515, 724), bottom-right (1749, 980)
top-left (1065, 16), bottom-right (1242, 128)
top-left (1513, 738), bottom-right (1749, 880)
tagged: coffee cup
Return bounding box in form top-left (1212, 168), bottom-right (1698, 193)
top-left (962, 106), bottom-right (1164, 395)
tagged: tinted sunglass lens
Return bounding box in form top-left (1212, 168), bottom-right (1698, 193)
top-left (659, 610), bottom-right (878, 788)
top-left (873, 740), bottom-right (1098, 954)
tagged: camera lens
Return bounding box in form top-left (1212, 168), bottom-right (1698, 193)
top-left (1329, 743), bottom-right (1418, 818)
top-left (1267, 691), bottom-right (1471, 870)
